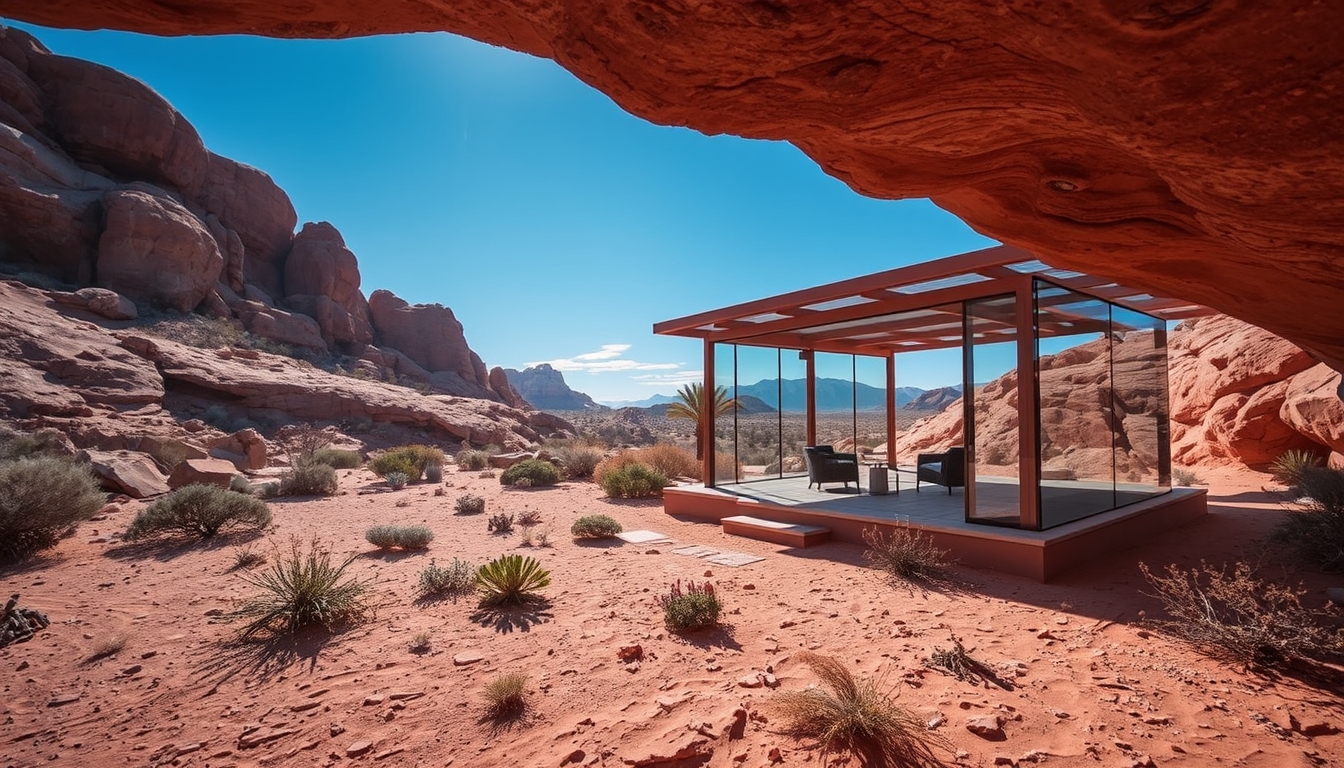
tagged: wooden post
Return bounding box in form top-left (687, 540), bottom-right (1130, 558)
top-left (703, 340), bottom-right (715, 487)
top-left (1015, 278), bottom-right (1041, 530)
top-left (804, 350), bottom-right (817, 447)
top-left (885, 355), bottom-right (897, 466)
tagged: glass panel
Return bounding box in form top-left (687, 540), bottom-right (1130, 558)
top-left (1110, 307), bottom-right (1171, 502)
top-left (713, 343), bottom-right (738, 484)
top-left (734, 345), bottom-right (781, 480)
top-left (855, 355), bottom-right (888, 463)
top-left (1036, 283), bottom-right (1116, 527)
top-left (779, 350), bottom-right (808, 477)
top-left (814, 352), bottom-right (857, 455)
top-left (966, 295), bottom-right (1021, 526)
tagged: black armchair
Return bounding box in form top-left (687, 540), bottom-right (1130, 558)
top-left (916, 447), bottom-right (966, 494)
top-left (803, 445), bottom-right (860, 490)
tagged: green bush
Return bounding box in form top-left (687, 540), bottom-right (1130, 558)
top-left (0, 427), bottom-right (70, 460)
top-left (571, 514), bottom-right (622, 539)
top-left (365, 524), bottom-right (435, 550)
top-left (425, 463), bottom-right (443, 484)
top-left (659, 580), bottom-right (722, 633)
top-left (455, 449), bottom-right (489, 471)
top-left (1269, 465), bottom-right (1344, 571)
top-left (1270, 449), bottom-right (1323, 487)
top-left (232, 536), bottom-right (371, 637)
top-left (555, 445), bottom-right (604, 479)
top-left (124, 484), bottom-right (271, 541)
top-left (278, 461), bottom-right (338, 497)
top-left (455, 493), bottom-right (486, 515)
top-left (417, 558), bottom-right (475, 597)
top-left (599, 462), bottom-right (667, 498)
top-left (385, 471), bottom-right (410, 490)
top-left (476, 554), bottom-right (550, 605)
top-left (369, 444), bottom-right (445, 481)
top-left (310, 448), bottom-right (362, 469)
top-left (500, 459), bottom-right (560, 488)
top-left (229, 474), bottom-right (252, 494)
top-left (0, 455), bottom-right (106, 562)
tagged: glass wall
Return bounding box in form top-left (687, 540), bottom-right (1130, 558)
top-left (713, 343), bottom-right (738, 484)
top-left (965, 295), bottom-right (1021, 525)
top-left (1034, 280), bottom-right (1169, 528)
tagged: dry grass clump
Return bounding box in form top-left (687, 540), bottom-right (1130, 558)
top-left (483, 672), bottom-right (529, 719)
top-left (487, 513), bottom-right (515, 534)
top-left (410, 631), bottom-right (432, 653)
top-left (455, 449), bottom-right (490, 471)
top-left (550, 443), bottom-right (605, 479)
top-left (1269, 465), bottom-right (1344, 571)
top-left (1140, 560), bottom-right (1344, 668)
top-left (925, 635), bottom-right (981, 682)
top-left (518, 523), bottom-right (552, 547)
top-left (417, 558), bottom-right (475, 597)
top-left (862, 524), bottom-right (951, 583)
top-left (231, 545), bottom-right (266, 570)
top-left (87, 631), bottom-right (131, 661)
top-left (594, 445), bottom-right (698, 488)
top-left (772, 652), bottom-right (948, 768)
top-left (0, 454), bottom-right (106, 562)
top-left (124, 484), bottom-right (271, 542)
top-left (232, 537), bottom-right (371, 638)
top-left (455, 493), bottom-right (486, 515)
top-left (310, 447), bottom-right (362, 469)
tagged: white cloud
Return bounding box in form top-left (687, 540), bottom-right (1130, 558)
top-left (631, 370), bottom-right (704, 386)
top-left (526, 345), bottom-right (684, 375)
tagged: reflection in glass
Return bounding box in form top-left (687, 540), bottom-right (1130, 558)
top-left (966, 295), bottom-right (1020, 526)
top-left (713, 343), bottom-right (738, 484)
top-left (1110, 307), bottom-right (1170, 499)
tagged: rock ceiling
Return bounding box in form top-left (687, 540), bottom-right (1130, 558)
top-left (5, 1), bottom-right (1343, 370)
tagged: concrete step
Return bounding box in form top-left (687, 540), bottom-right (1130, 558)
top-left (721, 515), bottom-right (830, 547)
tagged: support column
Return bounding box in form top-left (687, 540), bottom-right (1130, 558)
top-left (1015, 278), bottom-right (1041, 530)
top-left (702, 340), bottom-right (715, 487)
top-left (804, 350), bottom-right (817, 446)
top-left (885, 355), bottom-right (897, 466)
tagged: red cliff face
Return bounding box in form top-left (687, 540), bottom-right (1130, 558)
top-left (3, 2), bottom-right (1342, 372)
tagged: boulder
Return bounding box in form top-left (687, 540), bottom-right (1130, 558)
top-left (208, 428), bottom-right (268, 471)
top-left (78, 449), bottom-right (169, 498)
top-left (489, 450), bottom-right (537, 469)
top-left (198, 154), bottom-right (296, 297)
top-left (489, 366), bottom-right (529, 409)
top-left (282, 221), bottom-right (373, 347)
top-left (97, 187), bottom-right (223, 312)
top-left (51, 287), bottom-right (138, 320)
top-left (233, 300), bottom-right (327, 351)
top-left (1280, 365), bottom-right (1344, 457)
top-left (368, 289), bottom-right (489, 387)
top-left (131, 435), bottom-right (208, 468)
top-left (167, 457), bottom-right (239, 490)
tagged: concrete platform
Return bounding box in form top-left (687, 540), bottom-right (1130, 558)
top-left (721, 515), bottom-right (831, 547)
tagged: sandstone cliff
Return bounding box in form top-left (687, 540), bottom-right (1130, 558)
top-left (504, 364), bottom-right (602, 412)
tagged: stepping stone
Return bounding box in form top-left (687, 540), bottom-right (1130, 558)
top-left (721, 515), bottom-right (829, 547)
top-left (703, 552), bottom-right (765, 567)
top-left (671, 545), bottom-right (719, 558)
top-left (616, 530), bottom-right (673, 544)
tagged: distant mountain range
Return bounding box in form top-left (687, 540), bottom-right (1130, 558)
top-left (731, 378), bottom-right (930, 412)
top-left (598, 393), bottom-right (678, 408)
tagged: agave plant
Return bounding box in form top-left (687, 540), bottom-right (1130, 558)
top-left (476, 554), bottom-right (550, 606)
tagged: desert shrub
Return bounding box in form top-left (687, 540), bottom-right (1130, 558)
top-left (256, 481), bottom-right (280, 499)
top-left (714, 452), bottom-right (743, 482)
top-left (455, 449), bottom-right (490, 471)
top-left (384, 471), bottom-right (409, 490)
top-left (1269, 465), bottom-right (1344, 571)
top-left (1140, 560), bottom-right (1344, 668)
top-left (455, 493), bottom-right (486, 515)
top-left (88, 631), bottom-right (132, 661)
top-left (519, 524), bottom-right (551, 547)
top-left (0, 427), bottom-right (70, 460)
top-left (310, 447), bottom-right (362, 469)
top-left (478, 470), bottom-right (496, 479)
top-left (483, 672), bottom-right (529, 718)
top-left (599, 462), bottom-right (668, 498)
top-left (417, 558), bottom-right (475, 597)
top-left (500, 459), bottom-right (560, 488)
top-left (0, 454), bottom-right (107, 561)
top-left (232, 537), bottom-right (371, 637)
top-left (232, 545), bottom-right (266, 570)
top-left (488, 513), bottom-right (515, 534)
top-left (229, 474), bottom-right (251, 494)
top-left (924, 635), bottom-right (988, 684)
top-left (1271, 448), bottom-right (1324, 487)
top-left (425, 463), bottom-right (443, 484)
top-left (410, 631), bottom-right (431, 652)
top-left (369, 445), bottom-right (444, 481)
top-left (636, 444), bottom-right (700, 480)
top-left (571, 514), bottom-right (623, 539)
top-left (517, 509), bottom-right (544, 525)
top-left (202, 404), bottom-right (232, 430)
top-left (476, 554), bottom-right (550, 605)
top-left (659, 580), bottom-right (721, 633)
top-left (772, 652), bottom-right (949, 767)
top-left (365, 524), bottom-right (434, 550)
top-left (554, 444), bottom-right (605, 479)
top-left (593, 451), bottom-right (639, 487)
top-left (278, 461), bottom-right (338, 497)
top-left (124, 484), bottom-right (271, 542)
top-left (862, 524), bottom-right (951, 583)
top-left (1172, 467), bottom-right (1204, 487)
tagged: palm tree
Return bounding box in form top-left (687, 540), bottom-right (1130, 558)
top-left (666, 382), bottom-right (738, 460)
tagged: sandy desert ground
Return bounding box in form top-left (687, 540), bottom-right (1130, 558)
top-left (2, 463), bottom-right (1342, 768)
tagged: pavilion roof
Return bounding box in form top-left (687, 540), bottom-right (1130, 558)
top-left (653, 245), bottom-right (1215, 355)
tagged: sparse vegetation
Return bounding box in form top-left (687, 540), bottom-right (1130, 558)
top-left (925, 635), bottom-right (983, 683)
top-left (369, 445), bottom-right (445, 481)
top-left (1172, 467), bottom-right (1205, 487)
top-left (0, 454), bottom-right (106, 562)
top-left (417, 558), bottom-right (475, 597)
top-left (425, 463), bottom-right (443, 484)
top-left (476, 554), bottom-right (550, 605)
top-left (571, 514), bottom-right (622, 540)
top-left (229, 474), bottom-right (252, 494)
top-left (0, 426), bottom-right (70, 460)
top-left (659, 580), bottom-right (721, 633)
top-left (87, 631), bottom-right (131, 661)
top-left (483, 672), bottom-right (529, 719)
top-left (231, 545), bottom-right (266, 570)
top-left (863, 524), bottom-right (951, 583)
top-left (455, 449), bottom-right (490, 471)
top-left (124, 484), bottom-right (271, 542)
top-left (631, 444), bottom-right (699, 480)
top-left (1269, 465), bottom-right (1344, 570)
top-left (278, 461), bottom-right (339, 497)
top-left (551, 443), bottom-right (605, 479)
top-left (455, 493), bottom-right (486, 515)
top-left (598, 462), bottom-right (668, 498)
top-left (231, 536), bottom-right (371, 638)
top-left (517, 509), bottom-right (544, 526)
top-left (1270, 449), bottom-right (1323, 487)
top-left (478, 470), bottom-right (496, 479)
top-left (410, 631), bottom-right (431, 653)
top-left (365, 524), bottom-right (434, 550)
top-left (772, 652), bottom-right (948, 768)
top-left (487, 513), bottom-right (515, 534)
top-left (519, 524), bottom-right (552, 547)
top-left (1140, 560), bottom-right (1344, 668)
top-left (500, 459), bottom-right (560, 488)
top-left (384, 471), bottom-right (410, 490)
top-left (310, 447), bottom-right (362, 469)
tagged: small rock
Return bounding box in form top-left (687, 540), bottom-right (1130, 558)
top-left (966, 714), bottom-right (1006, 740)
top-left (993, 757), bottom-right (1014, 766)
top-left (780, 620), bottom-right (797, 629)
top-left (560, 749), bottom-right (585, 766)
top-left (121, 664), bottom-right (143, 676)
top-left (47, 694), bottom-right (80, 707)
top-left (762, 673), bottom-right (779, 688)
top-left (768, 747), bottom-right (783, 763)
top-left (140, 650), bottom-right (158, 659)
top-left (738, 674), bottom-right (764, 688)
top-left (330, 723), bottom-right (346, 737)
top-left (453, 651), bottom-right (484, 666)
top-left (347, 741), bottom-right (373, 757)
top-left (618, 644), bottom-right (644, 662)
top-left (743, 583), bottom-right (756, 590)
top-left (704, 570), bottom-right (714, 577)
top-left (363, 695), bottom-right (384, 706)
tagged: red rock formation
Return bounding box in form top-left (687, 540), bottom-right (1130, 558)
top-left (97, 186), bottom-right (224, 312)
top-left (3, 3), bottom-right (1341, 372)
top-left (283, 222), bottom-right (374, 349)
top-left (368, 289), bottom-right (490, 390)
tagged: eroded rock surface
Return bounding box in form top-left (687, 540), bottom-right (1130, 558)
top-left (3, 3), bottom-right (1341, 371)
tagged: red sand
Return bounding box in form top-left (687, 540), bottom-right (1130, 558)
top-left (3, 465), bottom-right (1341, 767)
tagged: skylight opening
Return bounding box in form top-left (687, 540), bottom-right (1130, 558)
top-left (891, 273), bottom-right (992, 294)
top-left (800, 295), bottom-right (877, 312)
top-left (739, 312), bottom-right (792, 324)
top-left (1007, 259), bottom-right (1050, 273)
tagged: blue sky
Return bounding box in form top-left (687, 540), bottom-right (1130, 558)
top-left (11, 23), bottom-right (997, 402)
